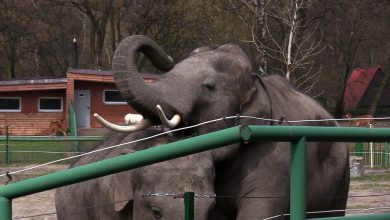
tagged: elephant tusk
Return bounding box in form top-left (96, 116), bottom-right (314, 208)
top-left (94, 113), bottom-right (151, 133)
top-left (124, 113), bottom-right (144, 125)
top-left (156, 105), bottom-right (181, 129)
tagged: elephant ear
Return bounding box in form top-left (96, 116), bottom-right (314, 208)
top-left (112, 148), bottom-right (136, 212)
top-left (112, 170), bottom-right (133, 212)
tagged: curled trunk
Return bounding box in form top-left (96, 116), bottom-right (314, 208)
top-left (112, 35), bottom-right (176, 123)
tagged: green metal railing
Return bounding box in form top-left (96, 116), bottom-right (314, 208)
top-left (1, 125), bottom-right (390, 220)
top-left (351, 142), bottom-right (390, 168)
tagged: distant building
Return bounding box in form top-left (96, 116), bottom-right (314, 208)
top-left (0, 68), bottom-right (157, 135)
top-left (343, 66), bottom-right (389, 114)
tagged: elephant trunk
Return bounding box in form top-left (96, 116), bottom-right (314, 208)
top-left (112, 35), bottom-right (176, 123)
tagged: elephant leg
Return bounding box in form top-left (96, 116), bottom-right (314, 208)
top-left (235, 199), bottom-right (289, 220)
top-left (326, 166), bottom-right (350, 217)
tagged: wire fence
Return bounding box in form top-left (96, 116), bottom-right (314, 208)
top-left (11, 191), bottom-right (390, 220)
top-left (1, 115), bottom-right (390, 176)
top-left (0, 142), bottom-right (83, 165)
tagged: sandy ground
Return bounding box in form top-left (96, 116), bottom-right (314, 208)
top-left (0, 165), bottom-right (67, 220)
top-left (0, 165), bottom-right (389, 219)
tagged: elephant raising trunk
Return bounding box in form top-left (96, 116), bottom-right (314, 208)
top-left (95, 35), bottom-right (182, 132)
top-left (91, 35), bottom-right (349, 219)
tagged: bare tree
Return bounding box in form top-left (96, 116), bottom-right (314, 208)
top-left (225, 0), bottom-right (325, 95)
top-left (0, 1), bottom-right (37, 79)
top-left (62, 0), bottom-right (114, 69)
top-left (313, 0), bottom-right (389, 117)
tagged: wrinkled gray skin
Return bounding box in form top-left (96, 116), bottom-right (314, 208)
top-left (55, 129), bottom-right (216, 220)
top-left (112, 35), bottom-right (350, 219)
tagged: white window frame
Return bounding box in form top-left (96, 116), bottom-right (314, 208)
top-left (103, 90), bottom-right (127, 105)
top-left (38, 97), bottom-right (63, 112)
top-left (0, 97), bottom-right (22, 112)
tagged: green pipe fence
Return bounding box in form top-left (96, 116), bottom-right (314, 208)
top-left (5, 127), bottom-right (10, 165)
top-left (68, 99), bottom-right (79, 152)
top-left (350, 142), bottom-right (390, 168)
top-left (309, 214), bottom-right (390, 220)
top-left (386, 142), bottom-right (389, 167)
top-left (184, 192), bottom-right (195, 220)
top-left (1, 125), bottom-right (390, 220)
top-left (291, 137), bottom-right (307, 220)
top-left (0, 136), bottom-right (102, 142)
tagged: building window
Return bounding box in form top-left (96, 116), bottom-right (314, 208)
top-left (0, 97), bottom-right (21, 112)
top-left (103, 90), bottom-right (126, 105)
top-left (39, 97), bottom-right (63, 112)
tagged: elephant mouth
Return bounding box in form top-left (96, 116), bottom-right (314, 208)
top-left (94, 105), bottom-right (182, 133)
top-left (93, 35), bottom-right (183, 133)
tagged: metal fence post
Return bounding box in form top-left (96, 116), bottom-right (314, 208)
top-left (385, 142), bottom-right (389, 168)
top-left (355, 142), bottom-right (363, 157)
top-left (290, 137), bottom-right (307, 220)
top-left (5, 126), bottom-right (10, 165)
top-left (0, 196), bottom-right (11, 220)
top-left (68, 100), bottom-right (79, 152)
top-left (184, 192), bottom-right (194, 220)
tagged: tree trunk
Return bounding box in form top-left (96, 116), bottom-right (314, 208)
top-left (334, 65), bottom-right (351, 118)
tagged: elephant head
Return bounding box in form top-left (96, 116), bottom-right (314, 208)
top-left (110, 150), bottom-right (216, 220)
top-left (83, 36), bottom-right (350, 219)
top-left (55, 129), bottom-right (216, 220)
top-left (96, 35), bottom-right (271, 159)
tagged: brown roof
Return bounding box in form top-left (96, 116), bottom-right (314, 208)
top-left (0, 78), bottom-right (67, 92)
top-left (0, 68), bottom-right (161, 92)
top-left (67, 68), bottom-right (161, 79)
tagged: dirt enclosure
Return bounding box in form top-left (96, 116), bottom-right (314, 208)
top-left (1, 165), bottom-right (390, 219)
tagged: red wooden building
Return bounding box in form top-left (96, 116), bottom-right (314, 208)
top-left (0, 68), bottom-right (156, 135)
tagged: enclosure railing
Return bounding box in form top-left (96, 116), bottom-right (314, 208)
top-left (1, 125), bottom-right (390, 220)
top-left (350, 142), bottom-right (389, 168)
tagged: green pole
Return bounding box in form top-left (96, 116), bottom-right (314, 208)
top-left (355, 142), bottom-right (363, 157)
top-left (5, 126), bottom-right (10, 165)
top-left (68, 99), bottom-right (77, 137)
top-left (247, 125), bottom-right (390, 142)
top-left (290, 137), bottom-right (306, 220)
top-left (68, 99), bottom-right (79, 152)
top-left (184, 192), bottom-right (194, 220)
top-left (385, 142), bottom-right (389, 168)
top-left (0, 196), bottom-right (11, 220)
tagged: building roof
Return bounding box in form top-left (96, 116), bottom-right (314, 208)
top-left (0, 77), bottom-right (67, 92)
top-left (0, 77), bottom-right (67, 86)
top-left (67, 68), bottom-right (161, 80)
top-left (0, 68), bottom-right (161, 92)
top-left (343, 66), bottom-right (383, 111)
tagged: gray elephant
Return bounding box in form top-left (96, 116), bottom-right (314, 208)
top-left (55, 129), bottom-right (216, 220)
top-left (95, 35), bottom-right (349, 219)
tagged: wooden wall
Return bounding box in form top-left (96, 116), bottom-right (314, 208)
top-left (0, 90), bottom-right (66, 135)
top-left (0, 112), bottom-right (64, 135)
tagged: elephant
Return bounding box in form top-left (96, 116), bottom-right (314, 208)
top-left (94, 35), bottom-right (350, 219)
top-left (55, 129), bottom-right (216, 220)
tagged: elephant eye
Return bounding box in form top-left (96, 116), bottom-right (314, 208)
top-left (152, 209), bottom-right (162, 219)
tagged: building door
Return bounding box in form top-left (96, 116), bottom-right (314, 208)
top-left (74, 90), bottom-right (91, 128)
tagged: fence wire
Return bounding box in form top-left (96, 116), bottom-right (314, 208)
top-left (12, 192), bottom-right (390, 220)
top-left (2, 114), bottom-right (390, 178)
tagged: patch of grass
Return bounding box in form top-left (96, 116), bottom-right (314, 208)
top-left (0, 141), bottom-right (76, 165)
top-left (352, 172), bottom-right (390, 181)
